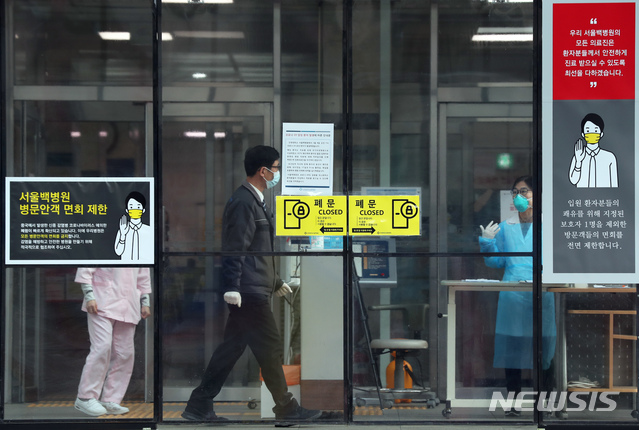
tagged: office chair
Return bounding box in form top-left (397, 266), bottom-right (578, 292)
top-left (353, 268), bottom-right (439, 409)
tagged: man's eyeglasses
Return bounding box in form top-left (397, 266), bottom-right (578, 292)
top-left (511, 188), bottom-right (531, 196)
top-left (268, 165), bottom-right (281, 172)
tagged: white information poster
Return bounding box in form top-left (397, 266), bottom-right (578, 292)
top-left (499, 190), bottom-right (517, 223)
top-left (281, 123), bottom-right (334, 196)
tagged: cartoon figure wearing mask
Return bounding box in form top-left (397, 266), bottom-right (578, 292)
top-left (114, 191), bottom-right (151, 261)
top-left (568, 113), bottom-right (618, 188)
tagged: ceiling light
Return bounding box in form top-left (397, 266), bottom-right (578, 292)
top-left (98, 32), bottom-right (131, 41)
top-left (214, 132), bottom-right (226, 139)
top-left (477, 27), bottom-right (533, 34)
top-left (473, 27), bottom-right (532, 42)
top-left (173, 31), bottom-right (245, 39)
top-left (70, 131), bottom-right (81, 138)
top-left (192, 72), bottom-right (207, 79)
top-left (162, 32), bottom-right (173, 41)
top-left (476, 118), bottom-right (532, 122)
top-left (99, 131), bottom-right (108, 138)
top-left (473, 34), bottom-right (532, 42)
top-left (184, 131), bottom-right (207, 138)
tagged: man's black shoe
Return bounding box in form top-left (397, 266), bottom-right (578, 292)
top-left (181, 409), bottom-right (229, 422)
top-left (274, 404), bottom-right (322, 421)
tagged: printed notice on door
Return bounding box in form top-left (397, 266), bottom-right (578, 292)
top-left (281, 123), bottom-right (334, 196)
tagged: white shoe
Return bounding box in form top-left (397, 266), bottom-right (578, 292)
top-left (74, 398), bottom-right (107, 416)
top-left (100, 401), bottom-right (130, 415)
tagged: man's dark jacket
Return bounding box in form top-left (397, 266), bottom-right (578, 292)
top-left (222, 180), bottom-right (283, 304)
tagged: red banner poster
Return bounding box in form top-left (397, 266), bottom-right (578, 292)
top-left (554, 2), bottom-right (635, 100)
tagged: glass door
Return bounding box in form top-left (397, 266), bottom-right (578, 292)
top-left (160, 102), bottom-right (275, 421)
top-left (4, 99), bottom-right (154, 420)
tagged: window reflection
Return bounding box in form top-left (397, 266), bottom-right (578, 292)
top-left (13, 0), bottom-right (152, 86)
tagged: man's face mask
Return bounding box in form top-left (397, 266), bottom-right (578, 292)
top-left (583, 133), bottom-right (602, 144)
top-left (264, 168), bottom-right (280, 189)
top-left (513, 194), bottom-right (530, 212)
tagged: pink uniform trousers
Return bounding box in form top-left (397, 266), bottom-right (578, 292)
top-left (77, 312), bottom-right (137, 404)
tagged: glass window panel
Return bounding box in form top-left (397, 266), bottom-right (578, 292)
top-left (161, 103), bottom-right (266, 253)
top-left (351, 1), bottom-right (535, 254)
top-left (162, 1), bottom-right (273, 85)
top-left (13, 0), bottom-right (153, 86)
top-left (281, 0), bottom-right (344, 195)
top-left (162, 254), bottom-right (345, 422)
top-left (6, 0), bottom-right (154, 419)
top-left (12, 101), bottom-right (147, 177)
top-left (447, 118), bottom-right (534, 253)
top-left (439, 2), bottom-right (534, 86)
top-left (6, 100), bottom-right (151, 421)
top-left (3, 267), bottom-right (154, 420)
top-left (352, 255), bottom-right (545, 422)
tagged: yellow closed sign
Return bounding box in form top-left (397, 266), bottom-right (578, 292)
top-left (276, 196), bottom-right (347, 236)
top-left (349, 196), bottom-right (420, 236)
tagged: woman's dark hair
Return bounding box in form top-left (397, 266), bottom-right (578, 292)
top-left (512, 175), bottom-right (533, 191)
top-left (244, 145), bottom-right (280, 176)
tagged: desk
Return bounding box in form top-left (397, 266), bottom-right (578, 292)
top-left (441, 280), bottom-right (566, 414)
top-left (441, 281), bottom-right (635, 417)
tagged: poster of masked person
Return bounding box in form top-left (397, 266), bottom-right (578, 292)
top-left (114, 191), bottom-right (152, 261)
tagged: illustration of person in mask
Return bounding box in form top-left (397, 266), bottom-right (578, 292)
top-left (478, 175), bottom-right (556, 417)
top-left (114, 191), bottom-right (152, 261)
top-left (569, 113), bottom-right (618, 188)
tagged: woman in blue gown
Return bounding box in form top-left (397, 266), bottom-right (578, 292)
top-left (478, 175), bottom-right (556, 416)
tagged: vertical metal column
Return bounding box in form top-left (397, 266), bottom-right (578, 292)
top-left (1, 1), bottom-right (16, 404)
top-left (377, 0), bottom-right (392, 386)
top-left (273, 0), bottom-right (281, 151)
top-left (429, 1), bottom-right (444, 402)
top-left (153, 0), bottom-right (163, 422)
top-left (379, 0), bottom-right (391, 187)
top-left (344, 0), bottom-right (353, 422)
top-left (144, 101), bottom-right (155, 403)
top-left (204, 122), bottom-right (217, 363)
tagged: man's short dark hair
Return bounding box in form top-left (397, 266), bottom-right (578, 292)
top-left (244, 145), bottom-right (280, 176)
top-left (125, 191), bottom-right (146, 209)
top-left (581, 113), bottom-right (605, 132)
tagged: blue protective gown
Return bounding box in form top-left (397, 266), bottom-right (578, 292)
top-left (478, 216), bottom-right (556, 370)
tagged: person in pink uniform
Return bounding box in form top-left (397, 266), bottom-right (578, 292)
top-left (73, 267), bottom-right (152, 417)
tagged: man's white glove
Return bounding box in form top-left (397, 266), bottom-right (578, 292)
top-left (275, 283), bottom-right (293, 297)
top-left (224, 291), bottom-right (242, 308)
top-left (480, 220), bottom-right (500, 239)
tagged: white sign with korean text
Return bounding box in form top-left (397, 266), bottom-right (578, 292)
top-left (281, 123), bottom-right (334, 196)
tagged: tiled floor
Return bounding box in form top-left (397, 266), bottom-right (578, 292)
top-left (4, 400), bottom-right (638, 429)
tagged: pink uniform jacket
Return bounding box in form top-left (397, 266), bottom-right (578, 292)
top-left (75, 267), bottom-right (152, 324)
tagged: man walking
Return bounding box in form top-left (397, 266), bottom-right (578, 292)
top-left (182, 145), bottom-right (321, 424)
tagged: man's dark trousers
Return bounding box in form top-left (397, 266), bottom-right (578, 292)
top-left (186, 301), bottom-right (293, 414)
